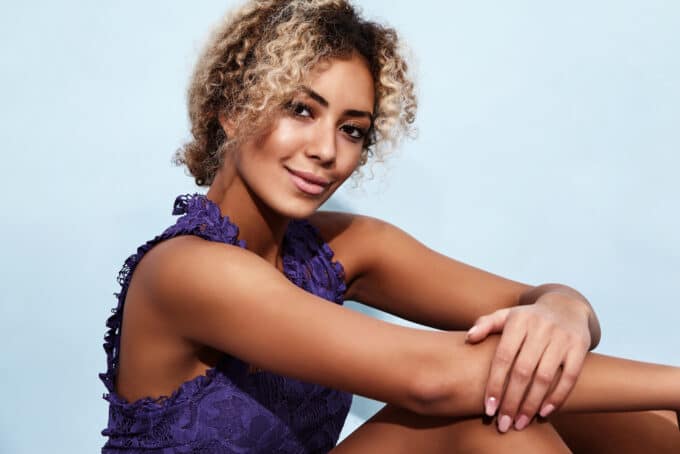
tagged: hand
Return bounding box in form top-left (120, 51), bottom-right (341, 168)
top-left (465, 291), bottom-right (592, 433)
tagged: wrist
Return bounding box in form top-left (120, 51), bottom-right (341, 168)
top-left (526, 284), bottom-right (600, 350)
top-left (547, 289), bottom-right (600, 350)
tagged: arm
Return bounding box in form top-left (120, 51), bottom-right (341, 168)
top-left (310, 211), bottom-right (598, 338)
top-left (310, 212), bottom-right (601, 429)
top-left (137, 235), bottom-right (461, 412)
top-left (418, 332), bottom-right (680, 419)
top-left (140, 236), bottom-right (680, 424)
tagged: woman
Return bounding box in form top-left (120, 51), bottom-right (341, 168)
top-left (100, 0), bottom-right (680, 452)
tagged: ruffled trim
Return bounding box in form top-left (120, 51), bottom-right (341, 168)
top-left (101, 358), bottom-right (235, 414)
top-left (170, 193), bottom-right (246, 248)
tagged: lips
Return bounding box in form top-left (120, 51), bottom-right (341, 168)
top-left (286, 167), bottom-right (330, 196)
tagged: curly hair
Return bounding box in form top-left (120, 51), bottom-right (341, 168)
top-left (175, 0), bottom-right (417, 186)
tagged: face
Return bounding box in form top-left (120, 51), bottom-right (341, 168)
top-left (225, 53), bottom-right (375, 219)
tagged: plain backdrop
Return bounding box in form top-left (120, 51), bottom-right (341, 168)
top-left (1, 0), bottom-right (678, 452)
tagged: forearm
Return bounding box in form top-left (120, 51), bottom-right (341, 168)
top-left (417, 332), bottom-right (680, 417)
top-left (559, 353), bottom-right (680, 413)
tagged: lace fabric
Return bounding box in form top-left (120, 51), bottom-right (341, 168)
top-left (100, 194), bottom-right (353, 453)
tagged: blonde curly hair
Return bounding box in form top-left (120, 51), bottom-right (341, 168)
top-left (175, 0), bottom-right (417, 186)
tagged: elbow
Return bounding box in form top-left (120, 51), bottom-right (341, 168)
top-left (402, 332), bottom-right (494, 417)
top-left (403, 361), bottom-right (464, 417)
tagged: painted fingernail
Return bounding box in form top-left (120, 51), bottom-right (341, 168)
top-left (485, 396), bottom-right (498, 416)
top-left (539, 404), bottom-right (555, 418)
top-left (498, 414), bottom-right (512, 433)
top-left (514, 414), bottom-right (530, 431)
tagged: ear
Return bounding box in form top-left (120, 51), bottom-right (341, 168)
top-left (218, 112), bottom-right (237, 138)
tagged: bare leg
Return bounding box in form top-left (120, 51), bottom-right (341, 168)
top-left (551, 411), bottom-right (680, 454)
top-left (332, 404), bottom-right (571, 453)
top-left (332, 407), bottom-right (680, 453)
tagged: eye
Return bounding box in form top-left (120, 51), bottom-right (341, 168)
top-left (288, 101), bottom-right (313, 118)
top-left (341, 124), bottom-right (368, 141)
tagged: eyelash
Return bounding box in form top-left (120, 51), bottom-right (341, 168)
top-left (287, 101), bottom-right (368, 142)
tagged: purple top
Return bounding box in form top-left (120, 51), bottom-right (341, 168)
top-left (100, 194), bottom-right (353, 453)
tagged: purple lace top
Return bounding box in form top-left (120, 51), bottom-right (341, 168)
top-left (100, 194), bottom-right (353, 453)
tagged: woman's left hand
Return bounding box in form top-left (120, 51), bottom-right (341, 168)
top-left (465, 290), bottom-right (593, 433)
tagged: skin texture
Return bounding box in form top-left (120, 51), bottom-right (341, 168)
top-left (115, 54), bottom-right (680, 451)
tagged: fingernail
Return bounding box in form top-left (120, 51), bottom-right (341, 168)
top-left (539, 404), bottom-right (555, 418)
top-left (514, 414), bottom-right (530, 431)
top-left (498, 414), bottom-right (512, 433)
top-left (485, 396), bottom-right (498, 416)
top-left (466, 326), bottom-right (478, 340)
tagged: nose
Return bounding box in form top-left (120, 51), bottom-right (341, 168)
top-left (305, 123), bottom-right (337, 166)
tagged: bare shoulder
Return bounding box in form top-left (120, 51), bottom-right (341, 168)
top-left (307, 211), bottom-right (408, 244)
top-left (134, 235), bottom-right (261, 309)
top-left (307, 211), bottom-right (394, 284)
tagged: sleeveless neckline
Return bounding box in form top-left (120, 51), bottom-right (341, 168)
top-left (100, 193), bottom-right (348, 413)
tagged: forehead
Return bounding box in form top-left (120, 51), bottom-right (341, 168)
top-left (305, 54), bottom-right (375, 114)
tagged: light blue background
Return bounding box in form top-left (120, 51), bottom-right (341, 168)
top-left (1, 1), bottom-right (678, 452)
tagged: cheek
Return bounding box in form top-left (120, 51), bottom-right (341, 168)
top-left (338, 145), bottom-right (363, 176)
top-left (265, 119), bottom-right (306, 152)
top-left (245, 119), bottom-right (305, 161)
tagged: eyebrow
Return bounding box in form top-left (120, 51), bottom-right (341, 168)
top-left (300, 86), bottom-right (374, 121)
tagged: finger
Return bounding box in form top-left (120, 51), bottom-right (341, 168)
top-left (495, 330), bottom-right (549, 433)
top-left (483, 318), bottom-right (526, 419)
top-left (466, 308), bottom-right (511, 344)
top-left (539, 346), bottom-right (587, 419)
top-left (513, 341), bottom-right (565, 431)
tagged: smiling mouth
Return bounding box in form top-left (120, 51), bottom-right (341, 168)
top-left (285, 167), bottom-right (330, 196)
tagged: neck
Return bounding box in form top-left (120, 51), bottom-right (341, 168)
top-left (205, 162), bottom-right (289, 269)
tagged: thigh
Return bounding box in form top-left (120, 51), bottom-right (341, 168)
top-left (332, 404), bottom-right (571, 454)
top-left (551, 410), bottom-right (680, 454)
